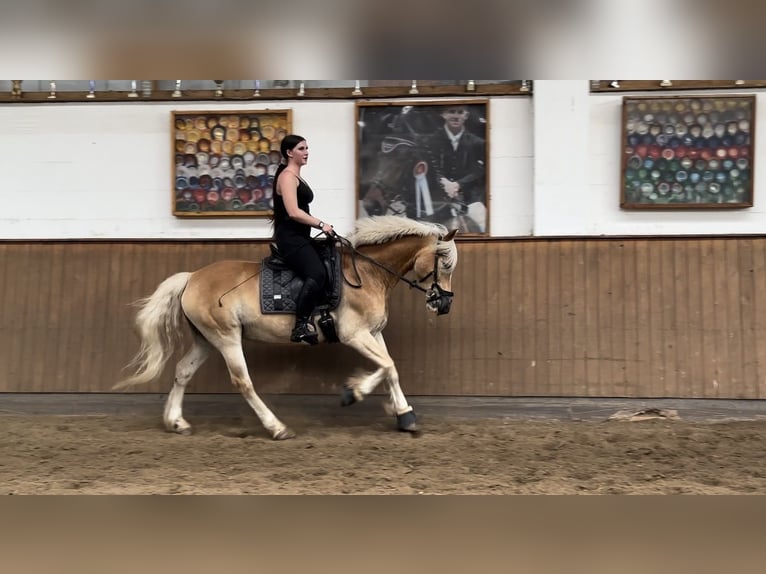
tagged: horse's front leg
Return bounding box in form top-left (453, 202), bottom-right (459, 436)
top-left (341, 331), bottom-right (417, 433)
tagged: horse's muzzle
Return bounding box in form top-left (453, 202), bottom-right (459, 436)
top-left (427, 285), bottom-right (454, 315)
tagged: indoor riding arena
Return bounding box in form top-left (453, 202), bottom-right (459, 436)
top-left (1, 80), bottom-right (765, 494)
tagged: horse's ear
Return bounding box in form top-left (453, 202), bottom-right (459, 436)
top-left (442, 229), bottom-right (458, 241)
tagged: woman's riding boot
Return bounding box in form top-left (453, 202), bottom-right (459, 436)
top-left (291, 315), bottom-right (319, 345)
top-left (291, 277), bottom-right (321, 345)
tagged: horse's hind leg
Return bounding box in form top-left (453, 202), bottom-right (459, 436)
top-left (163, 332), bottom-right (212, 435)
top-left (218, 343), bottom-right (295, 440)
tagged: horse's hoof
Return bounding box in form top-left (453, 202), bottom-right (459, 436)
top-left (396, 410), bottom-right (418, 433)
top-left (272, 428), bottom-right (296, 440)
top-left (340, 386), bottom-right (357, 407)
top-left (170, 422), bottom-right (192, 436)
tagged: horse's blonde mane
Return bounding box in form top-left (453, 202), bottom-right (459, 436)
top-left (349, 216), bottom-right (447, 247)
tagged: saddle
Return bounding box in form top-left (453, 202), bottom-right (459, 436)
top-left (260, 238), bottom-right (342, 341)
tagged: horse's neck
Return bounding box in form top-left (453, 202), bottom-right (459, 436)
top-left (357, 236), bottom-right (430, 287)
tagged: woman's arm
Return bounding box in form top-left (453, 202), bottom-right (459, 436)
top-left (278, 172), bottom-right (334, 234)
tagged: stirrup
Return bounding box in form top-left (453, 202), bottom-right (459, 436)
top-left (291, 322), bottom-right (319, 345)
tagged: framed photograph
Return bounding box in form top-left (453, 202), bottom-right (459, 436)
top-left (172, 109), bottom-right (292, 216)
top-left (356, 99), bottom-right (490, 235)
top-left (621, 95), bottom-right (755, 209)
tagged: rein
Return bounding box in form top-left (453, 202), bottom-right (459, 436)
top-left (334, 233), bottom-right (436, 294)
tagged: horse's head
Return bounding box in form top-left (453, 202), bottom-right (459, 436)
top-left (360, 107), bottom-right (441, 217)
top-left (417, 229), bottom-right (458, 315)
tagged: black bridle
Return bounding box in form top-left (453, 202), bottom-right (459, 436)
top-left (334, 232), bottom-right (454, 314)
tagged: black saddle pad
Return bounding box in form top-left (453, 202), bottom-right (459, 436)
top-left (260, 241), bottom-right (342, 314)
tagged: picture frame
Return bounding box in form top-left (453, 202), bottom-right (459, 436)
top-left (172, 109), bottom-right (292, 216)
top-left (620, 95), bottom-right (755, 209)
top-left (356, 99), bottom-right (490, 235)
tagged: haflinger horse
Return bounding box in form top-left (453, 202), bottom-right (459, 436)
top-left (114, 215), bottom-right (458, 440)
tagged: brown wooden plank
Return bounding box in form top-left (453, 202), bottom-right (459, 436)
top-left (533, 241), bottom-right (549, 393)
top-left (571, 241), bottom-right (588, 396)
top-left (557, 241), bottom-right (575, 397)
top-left (684, 240), bottom-right (704, 397)
top-left (28, 246), bottom-right (53, 390)
top-left (590, 80), bottom-right (766, 92)
top-left (724, 240), bottom-right (745, 397)
top-left (634, 241), bottom-right (652, 396)
top-left (508, 241), bottom-right (525, 394)
top-left (608, 241), bottom-right (627, 395)
top-left (659, 240), bottom-right (678, 397)
top-left (736, 239), bottom-right (758, 398)
top-left (621, 241), bottom-right (640, 395)
top-left (596, 242), bottom-right (612, 396)
top-left (0, 245), bottom-right (10, 391)
top-left (699, 239), bottom-right (719, 398)
top-left (520, 242), bottom-right (538, 394)
top-left (7, 244), bottom-right (32, 391)
top-left (672, 239), bottom-right (691, 397)
top-left (545, 241), bottom-right (562, 396)
top-left (752, 239), bottom-right (766, 399)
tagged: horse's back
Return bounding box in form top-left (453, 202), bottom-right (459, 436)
top-left (183, 259), bottom-right (261, 310)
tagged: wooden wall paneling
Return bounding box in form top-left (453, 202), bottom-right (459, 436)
top-left (557, 241), bottom-right (575, 397)
top-left (659, 240), bottom-right (677, 397)
top-left (608, 241), bottom-right (627, 395)
top-left (495, 242), bottom-right (513, 395)
top-left (476, 244), bottom-right (496, 394)
top-left (738, 239), bottom-right (759, 398)
top-left (518, 241), bottom-right (536, 394)
top-left (9, 244), bottom-right (32, 392)
top-left (582, 241), bottom-right (599, 396)
top-left (545, 240), bottom-right (562, 396)
top-left (621, 240), bottom-right (639, 395)
top-left (533, 241), bottom-right (549, 393)
top-left (645, 241), bottom-right (663, 396)
top-left (570, 241), bottom-right (588, 396)
top-left (685, 240), bottom-right (704, 397)
top-left (15, 244), bottom-right (38, 392)
top-left (30, 245), bottom-right (55, 391)
top-left (751, 239), bottom-right (766, 399)
top-left (596, 241), bottom-right (613, 396)
top-left (83, 245), bottom-right (103, 392)
top-left (633, 241), bottom-right (650, 395)
top-left (508, 240), bottom-right (525, 394)
top-left (709, 240), bottom-right (726, 397)
top-left (0, 245), bottom-right (10, 391)
top-left (2, 237), bottom-right (766, 398)
top-left (671, 240), bottom-right (690, 397)
top-left (699, 240), bottom-right (718, 397)
top-left (723, 240), bottom-right (744, 397)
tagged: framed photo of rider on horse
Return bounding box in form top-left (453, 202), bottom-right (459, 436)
top-left (356, 100), bottom-right (490, 235)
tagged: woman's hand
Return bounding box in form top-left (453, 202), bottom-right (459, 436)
top-left (320, 222), bottom-right (335, 236)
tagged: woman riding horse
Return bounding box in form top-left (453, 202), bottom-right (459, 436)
top-left (115, 216), bottom-right (458, 440)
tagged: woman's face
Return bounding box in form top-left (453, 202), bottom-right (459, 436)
top-left (287, 140), bottom-right (308, 165)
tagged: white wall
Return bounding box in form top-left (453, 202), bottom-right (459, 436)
top-left (2, 81), bottom-right (764, 240)
top-left (0, 97), bottom-right (533, 239)
top-left (534, 80), bottom-right (766, 236)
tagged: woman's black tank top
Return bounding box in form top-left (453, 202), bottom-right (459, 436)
top-left (273, 173), bottom-right (314, 239)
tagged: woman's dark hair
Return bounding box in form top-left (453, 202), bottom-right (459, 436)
top-left (270, 134), bottom-right (306, 224)
top-left (272, 134), bottom-right (306, 196)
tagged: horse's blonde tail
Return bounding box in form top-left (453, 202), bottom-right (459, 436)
top-left (113, 272), bottom-right (192, 390)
